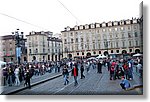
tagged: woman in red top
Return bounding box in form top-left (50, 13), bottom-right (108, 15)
top-left (72, 64), bottom-right (78, 86)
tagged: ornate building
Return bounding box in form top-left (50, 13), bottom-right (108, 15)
top-left (61, 18), bottom-right (142, 59)
top-left (26, 31), bottom-right (63, 62)
top-left (0, 35), bottom-right (27, 63)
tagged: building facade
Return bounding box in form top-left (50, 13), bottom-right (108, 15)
top-left (0, 35), bottom-right (16, 62)
top-left (61, 18), bottom-right (142, 59)
top-left (26, 31), bottom-right (63, 62)
top-left (0, 35), bottom-right (27, 63)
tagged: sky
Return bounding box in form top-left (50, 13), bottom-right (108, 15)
top-left (0, 0), bottom-right (142, 36)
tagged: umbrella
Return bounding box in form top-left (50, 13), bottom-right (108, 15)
top-left (87, 57), bottom-right (98, 61)
top-left (133, 53), bottom-right (142, 57)
top-left (96, 55), bottom-right (107, 59)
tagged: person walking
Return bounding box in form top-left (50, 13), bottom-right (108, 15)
top-left (80, 63), bottom-right (85, 79)
top-left (62, 65), bottom-right (69, 85)
top-left (7, 66), bottom-right (13, 86)
top-left (97, 60), bottom-right (102, 73)
top-left (72, 64), bottom-right (78, 86)
top-left (123, 61), bottom-right (129, 80)
top-left (14, 66), bottom-right (20, 86)
top-left (24, 69), bottom-right (31, 89)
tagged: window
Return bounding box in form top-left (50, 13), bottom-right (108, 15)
top-left (110, 42), bottom-right (113, 48)
top-left (75, 32), bottom-right (78, 35)
top-left (134, 32), bottom-right (138, 37)
top-left (109, 34), bottom-right (112, 39)
top-left (116, 33), bottom-right (118, 38)
top-left (102, 29), bottom-right (106, 32)
top-left (122, 41), bottom-right (125, 47)
top-left (120, 27), bottom-right (124, 31)
top-left (75, 44), bottom-right (78, 50)
top-left (71, 39), bottom-right (74, 43)
top-left (116, 42), bottom-right (119, 48)
top-left (134, 25), bottom-right (137, 29)
top-left (29, 49), bottom-right (31, 54)
top-left (103, 34), bottom-right (106, 39)
top-left (128, 32), bottom-right (131, 38)
top-left (35, 36), bottom-right (37, 40)
top-left (129, 41), bottom-right (132, 47)
top-left (10, 51), bottom-right (13, 55)
top-left (93, 43), bottom-right (95, 49)
top-left (76, 38), bottom-right (78, 43)
top-left (81, 43), bottom-right (84, 49)
top-left (64, 39), bottom-right (67, 44)
top-left (98, 43), bottom-right (101, 49)
top-left (72, 46), bottom-right (74, 51)
top-left (135, 40), bottom-right (138, 46)
top-left (43, 48), bottom-right (45, 53)
top-left (128, 26), bottom-right (131, 30)
top-left (77, 53), bottom-right (79, 55)
top-left (115, 28), bottom-right (118, 31)
top-left (29, 42), bottom-right (31, 47)
top-left (86, 38), bottom-right (89, 42)
top-left (109, 28), bottom-right (112, 32)
top-left (122, 32), bottom-right (125, 38)
top-left (70, 32), bottom-right (73, 36)
top-left (97, 30), bottom-right (99, 33)
top-left (81, 38), bottom-right (83, 42)
top-left (64, 33), bottom-right (66, 37)
top-left (35, 48), bottom-right (38, 53)
top-left (93, 51), bottom-right (96, 54)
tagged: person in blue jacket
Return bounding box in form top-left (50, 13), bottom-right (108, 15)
top-left (120, 76), bottom-right (130, 90)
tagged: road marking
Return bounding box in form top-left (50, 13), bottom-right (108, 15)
top-left (53, 81), bottom-right (74, 94)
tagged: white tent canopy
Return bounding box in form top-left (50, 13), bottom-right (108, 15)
top-left (0, 61), bottom-right (6, 65)
top-left (87, 57), bottom-right (98, 61)
top-left (96, 55), bottom-right (107, 59)
top-left (0, 61), bottom-right (6, 69)
top-left (133, 53), bottom-right (143, 57)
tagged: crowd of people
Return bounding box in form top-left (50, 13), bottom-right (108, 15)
top-left (1, 60), bottom-right (66, 88)
top-left (62, 56), bottom-right (143, 89)
top-left (1, 55), bottom-right (143, 90)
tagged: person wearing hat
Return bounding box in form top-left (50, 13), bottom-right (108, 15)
top-left (120, 76), bottom-right (130, 90)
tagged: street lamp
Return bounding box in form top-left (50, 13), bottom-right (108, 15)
top-left (104, 39), bottom-right (109, 56)
top-left (12, 29), bottom-right (24, 65)
top-left (65, 47), bottom-right (68, 58)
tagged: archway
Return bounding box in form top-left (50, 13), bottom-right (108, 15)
top-left (103, 51), bottom-right (109, 56)
top-left (33, 56), bottom-right (36, 60)
top-left (24, 57), bottom-right (27, 62)
top-left (55, 55), bottom-right (57, 61)
top-left (11, 57), bottom-right (13, 62)
top-left (135, 49), bottom-right (140, 54)
top-left (86, 52), bottom-right (91, 58)
top-left (122, 50), bottom-right (127, 54)
top-left (68, 54), bottom-right (72, 59)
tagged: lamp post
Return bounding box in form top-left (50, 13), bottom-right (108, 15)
top-left (12, 29), bottom-right (24, 65)
top-left (104, 39), bottom-right (109, 56)
top-left (65, 47), bottom-right (68, 58)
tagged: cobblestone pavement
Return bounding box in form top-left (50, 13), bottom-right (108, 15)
top-left (13, 65), bottom-right (142, 95)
